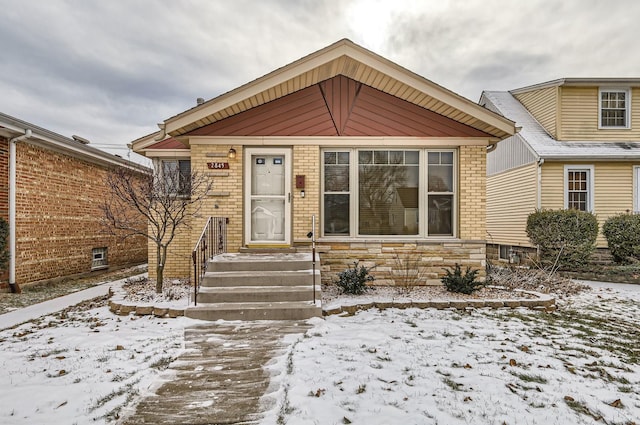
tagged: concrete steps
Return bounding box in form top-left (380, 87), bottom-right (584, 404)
top-left (185, 252), bottom-right (322, 321)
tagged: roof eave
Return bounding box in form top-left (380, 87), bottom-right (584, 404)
top-left (511, 78), bottom-right (640, 95)
top-left (0, 113), bottom-right (148, 171)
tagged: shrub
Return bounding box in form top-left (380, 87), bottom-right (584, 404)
top-left (335, 261), bottom-right (375, 295)
top-left (526, 209), bottom-right (598, 270)
top-left (441, 263), bottom-right (483, 295)
top-left (393, 252), bottom-right (427, 293)
top-left (603, 213), bottom-right (640, 264)
top-left (0, 217), bottom-right (8, 273)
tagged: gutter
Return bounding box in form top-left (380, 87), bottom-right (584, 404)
top-left (7, 129), bottom-right (32, 293)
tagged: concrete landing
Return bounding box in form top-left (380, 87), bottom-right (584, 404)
top-left (120, 321), bottom-right (310, 425)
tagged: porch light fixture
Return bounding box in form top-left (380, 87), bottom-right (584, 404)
top-left (228, 147), bottom-right (236, 159)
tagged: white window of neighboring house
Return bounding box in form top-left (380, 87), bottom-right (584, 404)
top-left (599, 89), bottom-right (630, 129)
top-left (634, 166), bottom-right (640, 213)
top-left (321, 149), bottom-right (455, 237)
top-left (92, 247), bottom-right (108, 270)
top-left (161, 159), bottom-right (191, 195)
top-left (564, 165), bottom-right (594, 212)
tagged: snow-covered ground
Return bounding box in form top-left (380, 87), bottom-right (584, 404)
top-left (0, 282), bottom-right (638, 425)
top-left (0, 296), bottom-right (200, 425)
top-left (263, 283), bottom-right (640, 425)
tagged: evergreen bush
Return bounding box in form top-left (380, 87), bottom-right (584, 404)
top-left (441, 263), bottom-right (483, 295)
top-left (603, 213), bottom-right (640, 264)
top-left (0, 217), bottom-right (8, 273)
top-left (526, 209), bottom-right (598, 269)
top-left (335, 261), bottom-right (375, 295)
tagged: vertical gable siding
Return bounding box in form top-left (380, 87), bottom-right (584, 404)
top-left (487, 135), bottom-right (537, 175)
top-left (560, 87), bottom-right (640, 140)
top-left (514, 86), bottom-right (557, 138)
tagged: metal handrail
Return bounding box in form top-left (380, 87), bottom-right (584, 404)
top-left (192, 217), bottom-right (228, 305)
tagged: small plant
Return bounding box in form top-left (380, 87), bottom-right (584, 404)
top-left (334, 261), bottom-right (375, 295)
top-left (441, 263), bottom-right (483, 295)
top-left (393, 252), bottom-right (428, 293)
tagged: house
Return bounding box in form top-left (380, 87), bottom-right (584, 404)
top-left (0, 112), bottom-right (148, 292)
top-left (480, 79), bottom-right (640, 262)
top-left (132, 39), bottom-right (516, 286)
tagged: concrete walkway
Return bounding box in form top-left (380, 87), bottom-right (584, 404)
top-left (0, 278), bottom-right (125, 330)
top-left (120, 321), bottom-right (310, 425)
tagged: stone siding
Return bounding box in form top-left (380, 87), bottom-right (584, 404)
top-left (318, 241), bottom-right (486, 286)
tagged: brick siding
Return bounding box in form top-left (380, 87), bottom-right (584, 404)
top-left (155, 144), bottom-right (489, 282)
top-left (1, 142), bottom-right (148, 287)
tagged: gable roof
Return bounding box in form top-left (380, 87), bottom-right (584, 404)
top-left (0, 112), bottom-right (148, 170)
top-left (480, 91), bottom-right (640, 160)
top-left (133, 39), bottom-right (515, 151)
top-left (510, 78), bottom-right (640, 95)
top-left (186, 75), bottom-right (492, 138)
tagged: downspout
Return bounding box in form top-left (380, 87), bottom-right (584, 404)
top-left (7, 129), bottom-right (32, 293)
top-left (537, 157), bottom-right (544, 210)
top-left (536, 157), bottom-right (544, 261)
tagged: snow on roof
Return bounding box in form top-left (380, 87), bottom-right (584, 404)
top-left (481, 91), bottom-right (640, 160)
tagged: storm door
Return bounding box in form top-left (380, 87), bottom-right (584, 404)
top-left (244, 148), bottom-right (291, 245)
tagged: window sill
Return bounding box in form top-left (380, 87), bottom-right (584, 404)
top-left (91, 265), bottom-right (109, 271)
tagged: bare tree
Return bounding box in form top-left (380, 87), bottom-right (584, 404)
top-left (101, 165), bottom-right (212, 293)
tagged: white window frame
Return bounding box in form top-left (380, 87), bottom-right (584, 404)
top-left (564, 165), bottom-right (594, 212)
top-left (634, 165), bottom-right (640, 213)
top-left (91, 247), bottom-right (108, 270)
top-left (320, 148), bottom-right (457, 239)
top-left (159, 158), bottom-right (191, 196)
top-left (598, 88), bottom-right (631, 129)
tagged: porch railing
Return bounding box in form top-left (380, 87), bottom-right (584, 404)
top-left (192, 217), bottom-right (228, 305)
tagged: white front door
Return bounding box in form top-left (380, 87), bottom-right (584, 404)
top-left (245, 148), bottom-right (292, 245)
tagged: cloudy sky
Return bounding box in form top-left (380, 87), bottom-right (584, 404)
top-left (0, 0), bottom-right (638, 161)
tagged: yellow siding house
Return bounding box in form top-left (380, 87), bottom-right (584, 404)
top-left (481, 79), bottom-right (640, 262)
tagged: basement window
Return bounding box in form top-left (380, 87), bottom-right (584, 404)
top-left (92, 247), bottom-right (108, 270)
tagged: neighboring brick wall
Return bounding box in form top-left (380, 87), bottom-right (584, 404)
top-left (13, 142), bottom-right (147, 285)
top-left (459, 146), bottom-right (486, 240)
top-left (318, 241), bottom-right (486, 286)
top-left (292, 145), bottom-right (319, 243)
top-left (0, 137), bottom-right (8, 220)
top-left (0, 137), bottom-right (9, 287)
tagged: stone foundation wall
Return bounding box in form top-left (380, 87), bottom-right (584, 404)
top-left (317, 240), bottom-right (486, 286)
